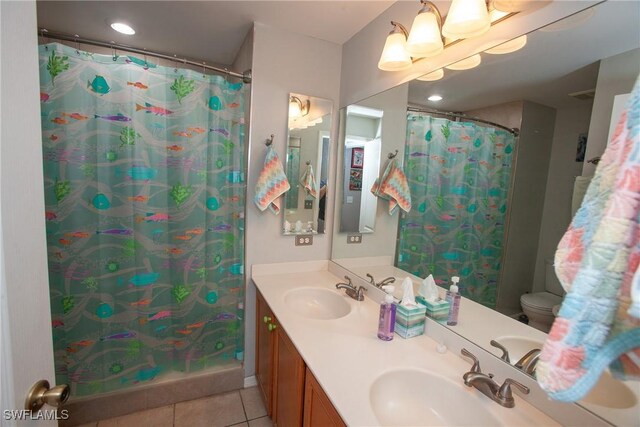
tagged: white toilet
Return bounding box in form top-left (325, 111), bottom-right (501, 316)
top-left (520, 260), bottom-right (565, 332)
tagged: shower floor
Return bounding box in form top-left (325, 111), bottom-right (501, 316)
top-left (75, 387), bottom-right (272, 427)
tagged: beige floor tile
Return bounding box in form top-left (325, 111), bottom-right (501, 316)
top-left (227, 423), bottom-right (248, 427)
top-left (239, 387), bottom-right (267, 420)
top-left (248, 417), bottom-right (272, 427)
top-left (174, 391), bottom-right (245, 427)
top-left (98, 405), bottom-right (173, 427)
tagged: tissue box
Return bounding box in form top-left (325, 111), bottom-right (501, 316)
top-left (394, 303), bottom-right (426, 339)
top-left (416, 296), bottom-right (450, 321)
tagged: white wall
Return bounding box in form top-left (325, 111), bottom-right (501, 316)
top-left (340, 1), bottom-right (600, 107)
top-left (532, 103), bottom-right (592, 293)
top-left (332, 83), bottom-right (408, 260)
top-left (582, 48), bottom-right (640, 176)
top-left (0, 0), bottom-right (56, 417)
top-left (243, 23), bottom-right (341, 378)
top-left (496, 102), bottom-right (557, 314)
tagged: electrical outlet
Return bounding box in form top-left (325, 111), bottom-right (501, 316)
top-left (304, 200), bottom-right (313, 209)
top-left (295, 235), bottom-right (313, 246)
top-left (347, 234), bottom-right (362, 244)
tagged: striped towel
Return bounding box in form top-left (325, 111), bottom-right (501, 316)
top-left (254, 146), bottom-right (290, 215)
top-left (536, 75), bottom-right (640, 402)
top-left (371, 158), bottom-right (411, 215)
top-left (299, 164), bottom-right (318, 199)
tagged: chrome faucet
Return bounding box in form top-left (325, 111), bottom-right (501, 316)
top-left (461, 349), bottom-right (530, 408)
top-left (365, 273), bottom-right (396, 289)
top-left (515, 349), bottom-right (541, 376)
top-left (335, 276), bottom-right (367, 301)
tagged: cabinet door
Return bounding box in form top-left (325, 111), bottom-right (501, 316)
top-left (256, 291), bottom-right (276, 417)
top-left (303, 368), bottom-right (346, 427)
top-left (274, 326), bottom-right (306, 427)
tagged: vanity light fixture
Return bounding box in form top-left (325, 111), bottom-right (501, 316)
top-left (428, 95), bottom-right (443, 102)
top-left (289, 96), bottom-right (310, 118)
top-left (442, 0), bottom-right (491, 39)
top-left (405, 1), bottom-right (444, 58)
top-left (377, 21), bottom-right (413, 71)
top-left (417, 68), bottom-right (444, 81)
top-left (484, 35), bottom-right (527, 54)
top-left (445, 54), bottom-right (482, 70)
top-left (110, 22), bottom-right (135, 35)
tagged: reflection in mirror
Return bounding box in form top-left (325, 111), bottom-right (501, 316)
top-left (340, 105), bottom-right (383, 233)
top-left (283, 93), bottom-right (332, 235)
top-left (331, 3), bottom-right (640, 424)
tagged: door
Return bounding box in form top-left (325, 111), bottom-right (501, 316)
top-left (255, 291), bottom-right (276, 417)
top-left (274, 327), bottom-right (305, 427)
top-left (1, 1), bottom-right (58, 424)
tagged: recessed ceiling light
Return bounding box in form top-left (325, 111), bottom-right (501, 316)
top-left (428, 95), bottom-right (443, 102)
top-left (111, 22), bottom-right (135, 35)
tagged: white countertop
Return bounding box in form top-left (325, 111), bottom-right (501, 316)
top-left (252, 261), bottom-right (561, 427)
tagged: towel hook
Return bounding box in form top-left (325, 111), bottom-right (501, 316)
top-left (388, 150), bottom-right (398, 159)
top-left (265, 134), bottom-right (274, 146)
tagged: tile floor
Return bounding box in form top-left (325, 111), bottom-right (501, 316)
top-left (76, 387), bottom-right (272, 427)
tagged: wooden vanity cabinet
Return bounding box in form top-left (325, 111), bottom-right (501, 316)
top-left (256, 291), bottom-right (276, 416)
top-left (255, 290), bottom-right (345, 427)
top-left (304, 368), bottom-right (347, 427)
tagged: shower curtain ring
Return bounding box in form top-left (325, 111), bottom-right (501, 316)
top-left (40, 28), bottom-right (49, 50)
top-left (173, 54), bottom-right (178, 73)
top-left (202, 62), bottom-right (206, 78)
top-left (74, 34), bottom-right (80, 54)
top-left (111, 44), bottom-right (118, 61)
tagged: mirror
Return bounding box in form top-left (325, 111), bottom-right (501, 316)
top-left (284, 93), bottom-right (332, 235)
top-left (331, 2), bottom-right (640, 424)
top-left (339, 105), bottom-right (384, 233)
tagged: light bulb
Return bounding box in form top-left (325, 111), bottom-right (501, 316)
top-left (445, 54), bottom-right (482, 70)
top-left (428, 95), bottom-right (443, 102)
top-left (378, 30), bottom-right (412, 71)
top-left (110, 22), bottom-right (135, 35)
top-left (442, 0), bottom-right (491, 39)
top-left (417, 69), bottom-right (444, 81)
top-left (406, 11), bottom-right (444, 58)
top-left (485, 35), bottom-right (527, 54)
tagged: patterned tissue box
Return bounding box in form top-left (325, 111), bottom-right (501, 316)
top-left (395, 303), bottom-right (427, 339)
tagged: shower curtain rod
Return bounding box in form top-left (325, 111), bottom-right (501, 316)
top-left (38, 29), bottom-right (252, 84)
top-left (407, 106), bottom-right (519, 136)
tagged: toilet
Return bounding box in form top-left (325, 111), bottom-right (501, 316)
top-left (520, 260), bottom-right (565, 332)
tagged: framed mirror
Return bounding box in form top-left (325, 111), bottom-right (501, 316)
top-left (331, 2), bottom-right (640, 425)
top-left (283, 93), bottom-right (332, 235)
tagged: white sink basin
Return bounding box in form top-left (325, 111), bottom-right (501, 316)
top-left (284, 288), bottom-right (351, 320)
top-left (370, 369), bottom-right (501, 426)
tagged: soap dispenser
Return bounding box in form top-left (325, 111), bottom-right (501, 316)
top-left (446, 276), bottom-right (461, 326)
top-left (377, 285), bottom-right (396, 341)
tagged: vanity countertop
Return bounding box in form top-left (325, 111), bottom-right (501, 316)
top-left (252, 261), bottom-right (560, 426)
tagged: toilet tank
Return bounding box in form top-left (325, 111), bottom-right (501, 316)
top-left (545, 259), bottom-right (565, 296)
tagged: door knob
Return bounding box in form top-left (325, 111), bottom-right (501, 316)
top-left (25, 380), bottom-right (70, 411)
top-left (268, 323), bottom-right (277, 332)
top-left (263, 316), bottom-right (272, 324)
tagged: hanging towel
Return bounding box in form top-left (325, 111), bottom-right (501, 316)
top-left (299, 163), bottom-right (317, 199)
top-left (371, 158), bottom-right (412, 215)
top-left (536, 75), bottom-right (640, 403)
top-left (254, 146), bottom-right (290, 215)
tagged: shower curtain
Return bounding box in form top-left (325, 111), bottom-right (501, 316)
top-left (397, 113), bottom-right (516, 308)
top-left (39, 43), bottom-right (246, 396)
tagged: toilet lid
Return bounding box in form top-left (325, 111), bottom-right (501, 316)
top-left (521, 292), bottom-right (563, 310)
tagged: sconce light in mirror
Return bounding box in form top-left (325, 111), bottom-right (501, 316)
top-left (289, 96), bottom-right (310, 118)
top-left (417, 68), bottom-right (444, 81)
top-left (445, 53), bottom-right (482, 70)
top-left (484, 35), bottom-right (527, 54)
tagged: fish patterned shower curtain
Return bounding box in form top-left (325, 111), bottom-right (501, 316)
top-left (397, 113), bottom-right (516, 308)
top-left (39, 43), bottom-right (246, 396)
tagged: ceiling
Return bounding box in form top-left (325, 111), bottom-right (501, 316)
top-left (36, 1), bottom-right (394, 66)
top-left (408, 1), bottom-right (640, 111)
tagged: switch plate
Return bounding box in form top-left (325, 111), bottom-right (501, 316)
top-left (295, 234), bottom-right (313, 246)
top-left (347, 234), bottom-right (362, 244)
top-left (304, 200), bottom-right (313, 209)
